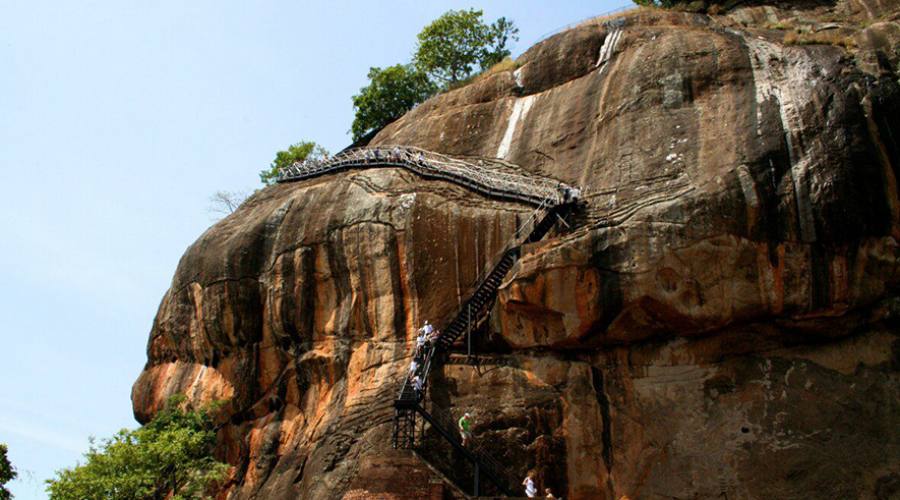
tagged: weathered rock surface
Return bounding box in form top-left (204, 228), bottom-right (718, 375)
top-left (134, 1), bottom-right (900, 498)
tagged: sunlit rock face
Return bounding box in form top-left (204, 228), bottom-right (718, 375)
top-left (134, 2), bottom-right (900, 499)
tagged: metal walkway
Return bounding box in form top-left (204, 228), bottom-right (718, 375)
top-left (276, 145), bottom-right (579, 207)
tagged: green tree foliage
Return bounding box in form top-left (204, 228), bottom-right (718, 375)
top-left (46, 396), bottom-right (228, 500)
top-left (483, 16), bottom-right (518, 69)
top-left (413, 9), bottom-right (519, 85)
top-left (0, 444), bottom-right (16, 500)
top-left (351, 64), bottom-right (436, 141)
top-left (259, 141), bottom-right (329, 185)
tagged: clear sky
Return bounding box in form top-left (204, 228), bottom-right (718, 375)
top-left (0, 0), bottom-right (625, 497)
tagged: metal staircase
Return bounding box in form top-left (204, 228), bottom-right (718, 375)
top-left (392, 200), bottom-right (576, 496)
top-left (415, 406), bottom-right (517, 497)
top-left (435, 204), bottom-right (570, 352)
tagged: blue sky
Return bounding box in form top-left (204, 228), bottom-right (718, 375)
top-left (0, 0), bottom-right (625, 497)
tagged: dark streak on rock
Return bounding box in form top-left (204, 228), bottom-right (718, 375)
top-left (387, 230), bottom-right (408, 342)
top-left (590, 366), bottom-right (615, 497)
top-left (810, 244), bottom-right (831, 312)
top-left (588, 232), bottom-right (625, 340)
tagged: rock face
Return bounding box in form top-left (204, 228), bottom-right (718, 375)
top-left (133, 1), bottom-right (900, 499)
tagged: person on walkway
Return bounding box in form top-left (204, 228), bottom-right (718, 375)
top-left (544, 487), bottom-right (557, 498)
top-left (522, 471), bottom-right (537, 498)
top-left (408, 359), bottom-right (418, 380)
top-left (458, 412), bottom-right (472, 447)
top-left (412, 374), bottom-right (424, 398)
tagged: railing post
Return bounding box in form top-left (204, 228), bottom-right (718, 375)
top-left (466, 303), bottom-right (472, 358)
top-left (474, 462), bottom-right (480, 497)
top-left (392, 412), bottom-right (398, 449)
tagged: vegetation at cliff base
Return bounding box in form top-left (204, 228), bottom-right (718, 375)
top-left (351, 64), bottom-right (435, 141)
top-left (0, 444), bottom-right (16, 500)
top-left (260, 140), bottom-right (329, 185)
top-left (46, 396), bottom-right (228, 500)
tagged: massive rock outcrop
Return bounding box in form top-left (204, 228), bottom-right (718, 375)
top-left (133, 1), bottom-right (900, 498)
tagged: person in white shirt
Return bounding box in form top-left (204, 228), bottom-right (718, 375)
top-left (522, 471), bottom-right (537, 498)
top-left (408, 359), bottom-right (418, 380)
top-left (417, 321), bottom-right (435, 356)
top-left (416, 330), bottom-right (427, 357)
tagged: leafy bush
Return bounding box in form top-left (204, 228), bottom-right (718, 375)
top-left (46, 396), bottom-right (229, 500)
top-left (260, 141), bottom-right (329, 185)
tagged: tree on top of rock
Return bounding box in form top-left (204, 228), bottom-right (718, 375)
top-left (414, 9), bottom-right (519, 86)
top-left (347, 9), bottom-right (517, 142)
top-left (0, 444), bottom-right (16, 500)
top-left (351, 64), bottom-right (435, 141)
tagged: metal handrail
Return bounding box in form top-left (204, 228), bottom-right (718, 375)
top-left (446, 194), bottom-right (556, 321)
